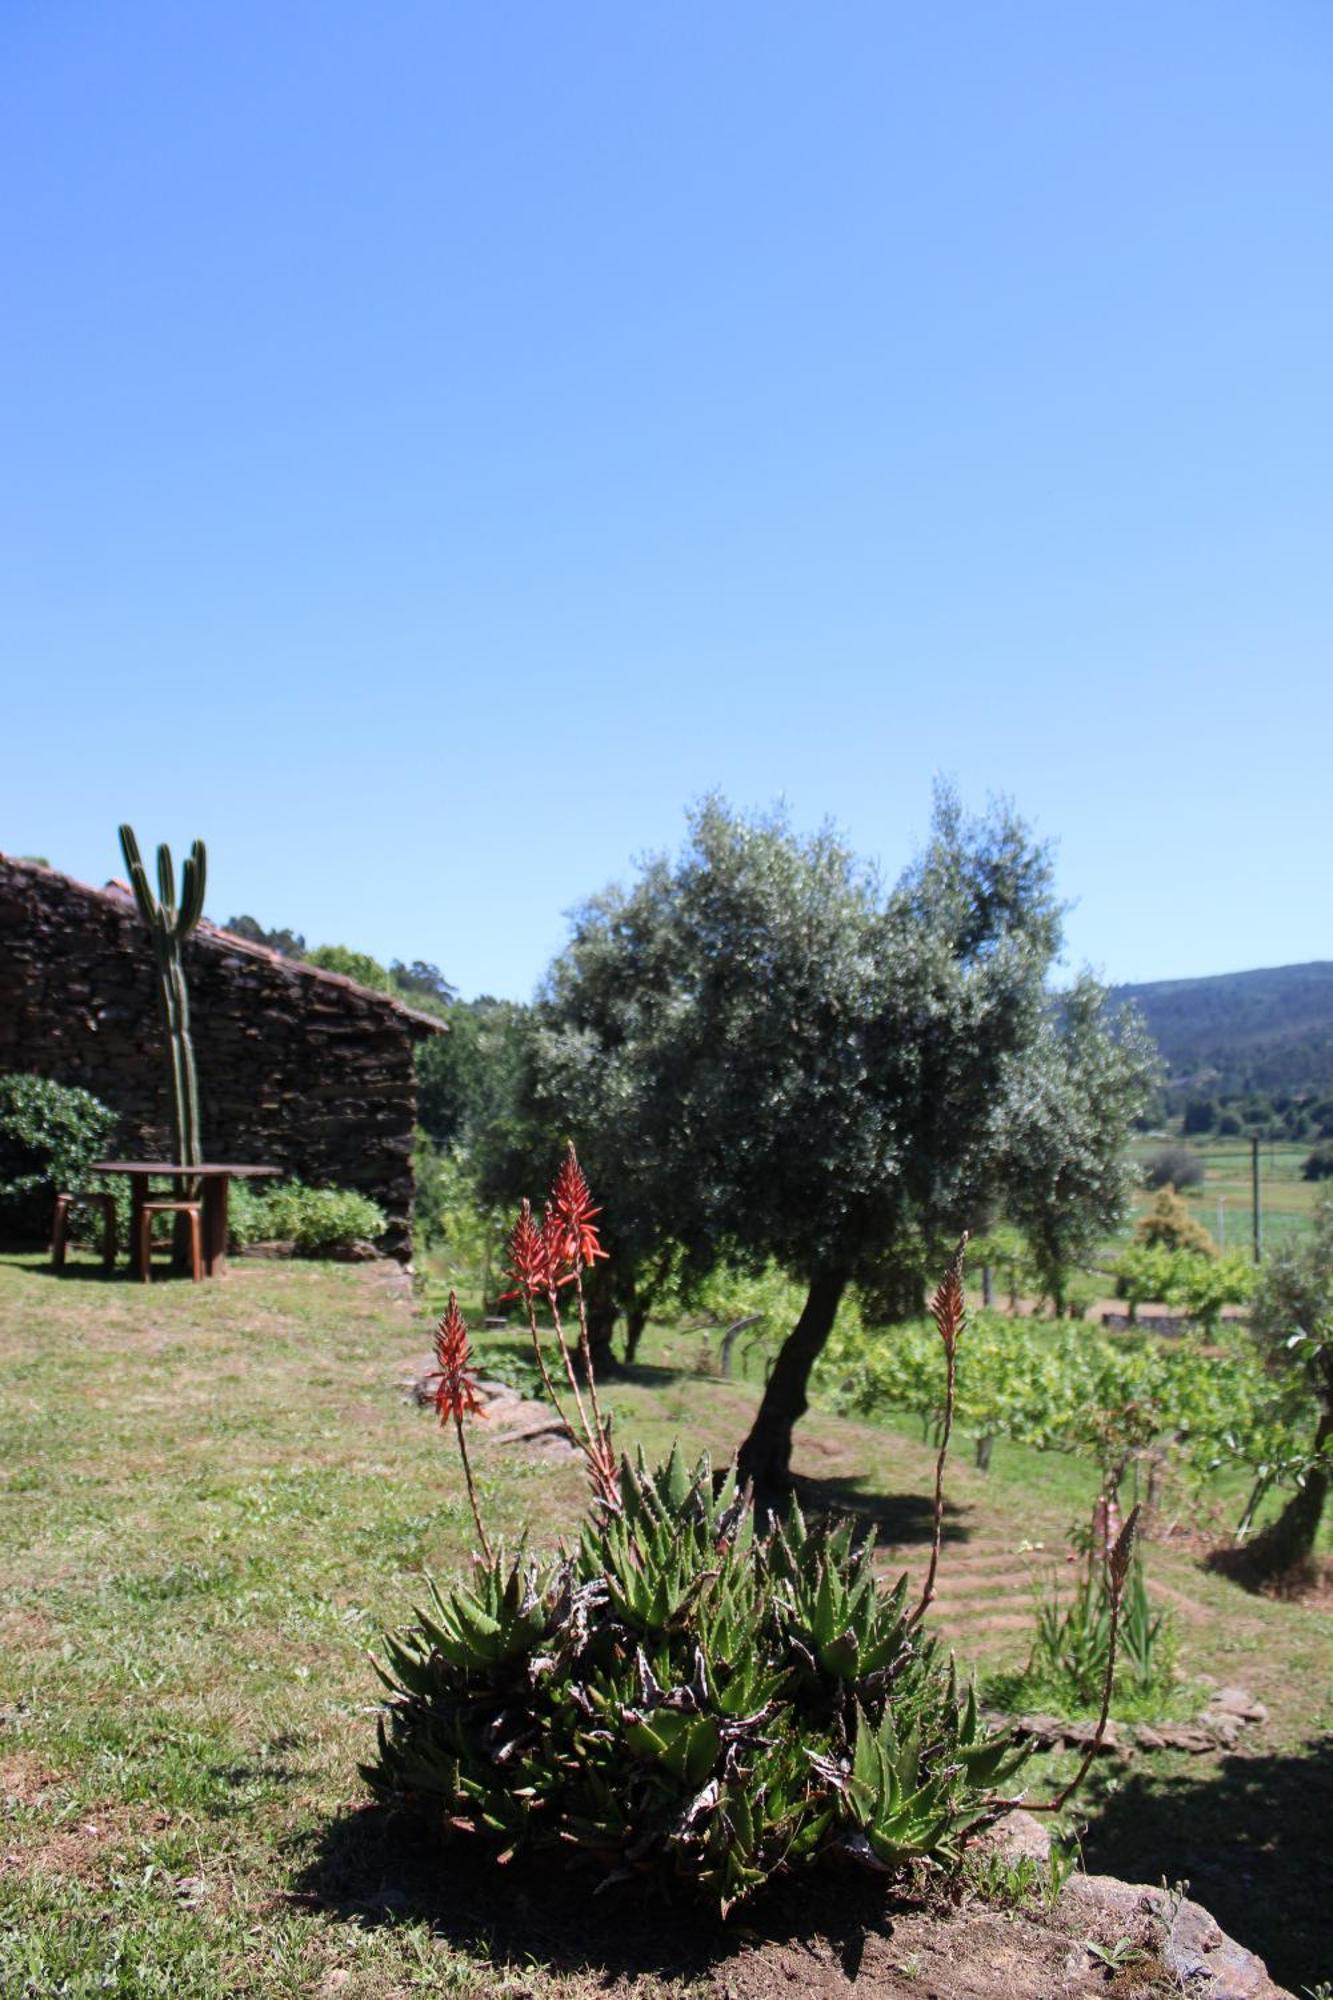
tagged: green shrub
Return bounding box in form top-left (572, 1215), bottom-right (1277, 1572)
top-left (227, 1178), bottom-right (386, 1255)
top-left (1144, 1144), bottom-right (1205, 1191)
top-left (0, 1074), bottom-right (117, 1245)
top-left (365, 1446), bottom-right (1028, 1912)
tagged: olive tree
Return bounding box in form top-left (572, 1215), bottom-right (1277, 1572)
top-left (519, 792), bottom-right (1153, 1497)
top-left (1242, 1198), bottom-right (1333, 1577)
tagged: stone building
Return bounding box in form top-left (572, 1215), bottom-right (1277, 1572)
top-left (0, 853), bottom-right (445, 1259)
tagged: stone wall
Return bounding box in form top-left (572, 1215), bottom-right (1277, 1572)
top-left (0, 854), bottom-right (444, 1259)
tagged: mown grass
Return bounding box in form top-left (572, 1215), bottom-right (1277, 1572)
top-left (3, 1251), bottom-right (1331, 1995)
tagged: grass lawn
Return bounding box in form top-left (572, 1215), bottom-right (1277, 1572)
top-left (3, 1253), bottom-right (1331, 1996)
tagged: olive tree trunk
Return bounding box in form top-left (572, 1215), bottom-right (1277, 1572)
top-left (622, 1303), bottom-right (648, 1366)
top-left (736, 1269), bottom-right (849, 1504)
top-left (1244, 1405), bottom-right (1332, 1581)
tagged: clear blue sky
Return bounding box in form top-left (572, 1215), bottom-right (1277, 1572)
top-left (3, 1), bottom-right (1328, 1001)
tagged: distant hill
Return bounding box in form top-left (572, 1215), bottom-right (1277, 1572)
top-left (1111, 962), bottom-right (1333, 1098)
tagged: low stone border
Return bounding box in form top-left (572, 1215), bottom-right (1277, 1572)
top-left (991, 1683), bottom-right (1268, 1757)
top-left (402, 1363), bottom-right (579, 1460)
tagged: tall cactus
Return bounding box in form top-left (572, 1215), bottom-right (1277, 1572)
top-left (118, 824), bottom-right (207, 1168)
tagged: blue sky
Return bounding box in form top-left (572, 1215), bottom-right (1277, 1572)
top-left (3, 1), bottom-right (1329, 1001)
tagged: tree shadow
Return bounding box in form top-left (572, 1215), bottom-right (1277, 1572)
top-left (790, 1471), bottom-right (971, 1551)
top-left (1078, 1732), bottom-right (1333, 1995)
top-left (602, 1354), bottom-right (712, 1389)
top-left (1203, 1538), bottom-right (1331, 1603)
top-left (287, 1800), bottom-right (905, 1987)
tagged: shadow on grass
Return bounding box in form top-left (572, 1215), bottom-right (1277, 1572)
top-left (1078, 1732), bottom-right (1333, 1995)
top-left (474, 1333), bottom-right (708, 1394)
top-left (790, 1472), bottom-right (971, 1551)
top-left (288, 1800), bottom-right (905, 1986)
top-left (23, 1263), bottom-right (220, 1288)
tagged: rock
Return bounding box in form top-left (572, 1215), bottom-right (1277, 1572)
top-left (1013, 1713), bottom-right (1065, 1748)
top-left (1064, 1874), bottom-right (1291, 1999)
top-left (1131, 1724), bottom-right (1165, 1751)
top-left (1062, 1717), bottom-right (1119, 1752)
top-left (972, 1808), bottom-right (1051, 1864)
top-left (1205, 1711), bottom-right (1246, 1749)
top-left (1152, 1724), bottom-right (1218, 1754)
top-left (1207, 1685), bottom-right (1270, 1724)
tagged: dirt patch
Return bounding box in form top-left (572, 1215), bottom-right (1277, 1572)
top-left (0, 1754), bottom-right (179, 1889)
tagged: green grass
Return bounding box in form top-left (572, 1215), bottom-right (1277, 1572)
top-left (2, 1251), bottom-right (1331, 1994)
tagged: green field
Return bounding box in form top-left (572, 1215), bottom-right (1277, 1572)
top-left (1126, 1135), bottom-right (1320, 1255)
top-left (2, 1252), bottom-right (1330, 1995)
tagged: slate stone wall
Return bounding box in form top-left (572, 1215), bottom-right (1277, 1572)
top-left (0, 855), bottom-right (441, 1258)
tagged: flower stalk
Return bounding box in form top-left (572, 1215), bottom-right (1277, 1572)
top-left (431, 1293), bottom-right (493, 1561)
top-left (507, 1148), bottom-right (618, 1509)
top-left (908, 1232), bottom-right (967, 1631)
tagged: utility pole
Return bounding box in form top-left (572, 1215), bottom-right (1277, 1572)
top-left (1251, 1136), bottom-right (1263, 1263)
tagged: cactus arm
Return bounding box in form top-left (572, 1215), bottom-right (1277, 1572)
top-left (119, 824), bottom-right (158, 930)
top-left (156, 844), bottom-right (176, 920)
top-left (118, 823), bottom-right (144, 880)
top-left (180, 844), bottom-right (206, 933)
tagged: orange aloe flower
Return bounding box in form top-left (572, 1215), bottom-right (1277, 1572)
top-left (548, 1145), bottom-right (608, 1271)
top-left (432, 1292), bottom-right (486, 1425)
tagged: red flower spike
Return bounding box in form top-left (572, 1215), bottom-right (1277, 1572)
top-left (548, 1144), bottom-right (608, 1270)
top-left (432, 1292), bottom-right (486, 1424)
top-left (507, 1199), bottom-right (554, 1298)
top-left (929, 1233), bottom-right (968, 1357)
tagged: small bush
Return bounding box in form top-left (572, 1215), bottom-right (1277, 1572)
top-left (1144, 1144), bottom-right (1205, 1191)
top-left (1302, 1144), bottom-right (1333, 1183)
top-left (0, 1074), bottom-right (117, 1245)
top-left (1135, 1187), bottom-right (1217, 1257)
top-left (366, 1447), bottom-right (1029, 1912)
top-left (227, 1178), bottom-right (386, 1255)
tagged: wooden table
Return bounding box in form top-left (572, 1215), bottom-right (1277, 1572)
top-left (90, 1162), bottom-right (282, 1278)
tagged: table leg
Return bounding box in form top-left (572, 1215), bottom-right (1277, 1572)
top-left (129, 1178), bottom-right (148, 1278)
top-left (202, 1176), bottom-right (229, 1277)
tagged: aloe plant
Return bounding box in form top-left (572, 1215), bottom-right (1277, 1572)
top-left (118, 824), bottom-right (207, 1167)
top-left (365, 1446), bottom-right (1029, 1911)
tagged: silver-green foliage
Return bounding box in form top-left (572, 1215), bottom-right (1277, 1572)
top-left (365, 1446), bottom-right (1027, 1912)
top-left (514, 790), bottom-right (1156, 1487)
top-left (118, 824), bottom-right (207, 1167)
